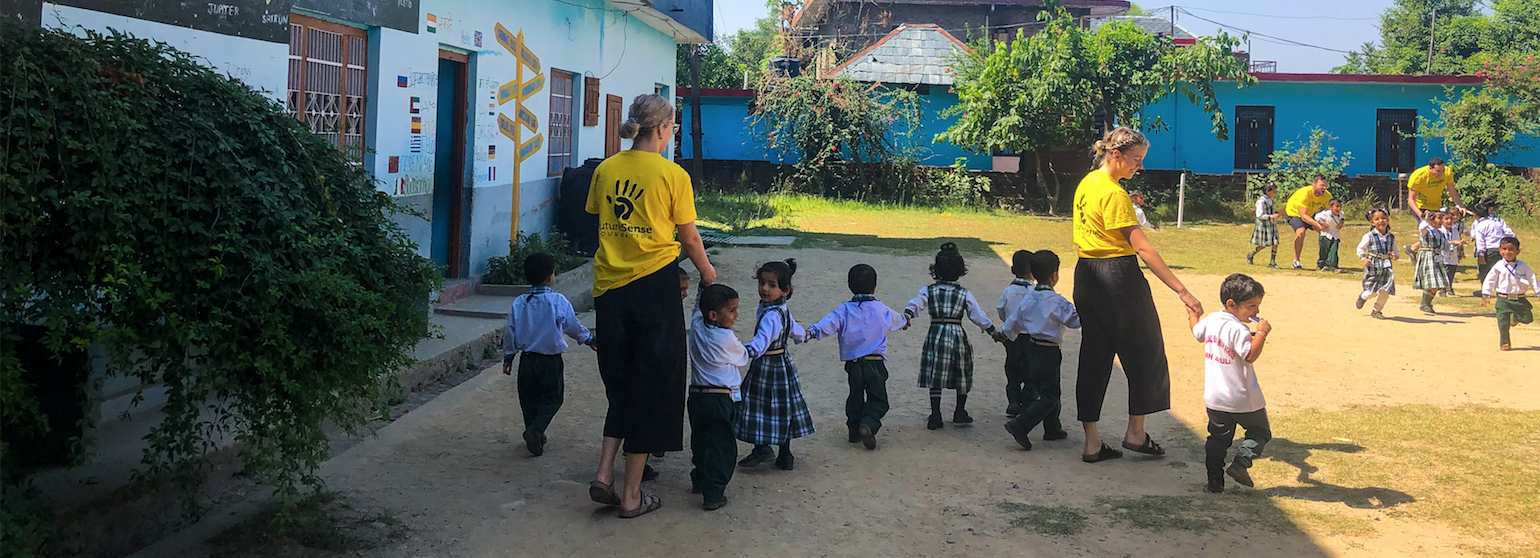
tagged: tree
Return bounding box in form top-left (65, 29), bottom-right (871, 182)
top-left (1, 24), bottom-right (440, 539)
top-left (1126, 3), bottom-right (1149, 16)
top-left (938, 1), bottom-right (1253, 212)
top-left (1332, 0), bottom-right (1540, 75)
top-left (676, 43), bottom-right (742, 90)
top-left (749, 76), bottom-right (922, 197)
top-left (1244, 128), bottom-right (1353, 200)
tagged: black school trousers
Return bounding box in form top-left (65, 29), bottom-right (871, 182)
top-left (844, 358), bottom-right (890, 434)
top-left (689, 391), bottom-right (737, 504)
top-left (1205, 408), bottom-right (1272, 481)
top-left (516, 352), bottom-right (564, 436)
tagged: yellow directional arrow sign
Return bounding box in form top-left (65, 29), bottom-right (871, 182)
top-left (519, 73), bottom-right (544, 102)
top-left (518, 134), bottom-right (544, 163)
top-left (517, 105), bottom-right (538, 133)
top-left (497, 114), bottom-right (519, 143)
top-left (494, 23), bottom-right (541, 72)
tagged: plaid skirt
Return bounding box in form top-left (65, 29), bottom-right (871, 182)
top-left (1412, 250), bottom-right (1450, 290)
top-left (1362, 265), bottom-right (1396, 295)
top-left (918, 323), bottom-right (973, 393)
top-left (1251, 219), bottom-right (1279, 247)
top-left (735, 354), bottom-right (815, 444)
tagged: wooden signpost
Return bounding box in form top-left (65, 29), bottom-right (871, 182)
top-left (494, 23), bottom-right (544, 242)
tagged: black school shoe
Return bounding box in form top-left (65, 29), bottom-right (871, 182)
top-left (1003, 419), bottom-right (1033, 450)
top-left (1205, 479), bottom-right (1225, 493)
top-left (1226, 463), bottom-right (1255, 488)
top-left (737, 445), bottom-right (774, 467)
top-left (952, 409), bottom-right (974, 425)
top-left (775, 449), bottom-right (795, 470)
top-left (523, 430), bottom-right (544, 457)
top-left (859, 426), bottom-right (877, 450)
top-left (703, 498), bottom-right (728, 511)
top-left (1042, 429), bottom-right (1069, 441)
top-left (642, 464), bottom-right (660, 482)
top-left (927, 413), bottom-right (944, 430)
top-left (848, 426), bottom-right (861, 443)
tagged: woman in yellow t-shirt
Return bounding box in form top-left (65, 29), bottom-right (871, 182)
top-left (584, 94), bottom-right (716, 519)
top-left (1070, 127), bottom-right (1203, 464)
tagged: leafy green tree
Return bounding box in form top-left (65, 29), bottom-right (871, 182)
top-left (0, 24), bottom-right (439, 533)
top-left (1244, 128), bottom-right (1353, 200)
top-left (749, 76), bottom-right (922, 197)
top-left (677, 43), bottom-right (743, 90)
top-left (938, 1), bottom-right (1252, 212)
top-left (1333, 0), bottom-right (1540, 75)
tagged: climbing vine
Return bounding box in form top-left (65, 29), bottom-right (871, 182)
top-left (0, 23), bottom-right (439, 545)
top-left (749, 76), bottom-right (924, 198)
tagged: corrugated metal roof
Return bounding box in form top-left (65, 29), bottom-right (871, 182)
top-left (1088, 15), bottom-right (1196, 40)
top-left (830, 24), bottom-right (967, 85)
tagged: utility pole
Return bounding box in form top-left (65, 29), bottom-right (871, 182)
top-left (1170, 6), bottom-right (1175, 38)
top-left (1425, 8), bottom-right (1437, 74)
top-left (689, 44), bottom-right (704, 181)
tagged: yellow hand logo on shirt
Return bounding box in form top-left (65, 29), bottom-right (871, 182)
top-left (606, 180), bottom-right (643, 221)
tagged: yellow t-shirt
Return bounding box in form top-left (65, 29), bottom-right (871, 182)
top-left (585, 151), bottom-right (696, 297)
top-left (1284, 186), bottom-right (1333, 219)
top-left (1406, 165), bottom-right (1455, 210)
top-left (1072, 170), bottom-right (1139, 259)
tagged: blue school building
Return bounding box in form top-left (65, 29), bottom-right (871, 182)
top-left (680, 73), bottom-right (1540, 176)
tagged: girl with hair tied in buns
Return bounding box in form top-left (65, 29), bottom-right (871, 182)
top-left (735, 259), bottom-right (815, 471)
top-left (1071, 127), bottom-right (1204, 464)
top-left (903, 242), bottom-right (1006, 431)
top-left (585, 94), bottom-right (717, 519)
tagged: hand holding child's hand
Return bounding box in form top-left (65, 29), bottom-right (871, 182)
top-left (1185, 304), bottom-right (1201, 320)
top-left (902, 318), bottom-right (912, 331)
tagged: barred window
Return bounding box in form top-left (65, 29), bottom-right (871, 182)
top-left (288, 15), bottom-right (368, 161)
top-left (548, 70), bottom-right (575, 176)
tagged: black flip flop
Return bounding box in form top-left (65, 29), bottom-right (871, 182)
top-left (1121, 434), bottom-right (1165, 456)
top-left (1082, 443), bottom-right (1124, 463)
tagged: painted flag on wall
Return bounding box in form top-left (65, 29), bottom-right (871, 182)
top-left (475, 31), bottom-right (483, 47)
top-left (410, 97), bottom-right (421, 114)
top-left (388, 156), bottom-right (400, 173)
top-left (488, 145), bottom-right (496, 159)
top-left (426, 14), bottom-right (437, 33)
top-left (411, 117), bottom-right (422, 134)
top-left (397, 75), bottom-right (408, 88)
top-left (489, 166), bottom-right (496, 181)
top-left (411, 136), bottom-right (423, 153)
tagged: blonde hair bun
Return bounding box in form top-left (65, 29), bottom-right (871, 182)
top-left (621, 94), bottom-right (673, 141)
top-left (1091, 126), bottom-right (1149, 168)
top-left (618, 119), bottom-right (641, 140)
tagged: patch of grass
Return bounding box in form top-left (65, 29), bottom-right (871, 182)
top-left (1255, 405), bottom-right (1540, 550)
top-left (1094, 492), bottom-right (1376, 537)
top-left (209, 491), bottom-right (409, 558)
top-left (998, 502), bottom-right (1089, 536)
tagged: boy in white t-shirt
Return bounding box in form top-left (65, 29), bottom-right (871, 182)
top-left (1188, 273), bottom-right (1273, 494)
top-left (1313, 199), bottom-right (1345, 272)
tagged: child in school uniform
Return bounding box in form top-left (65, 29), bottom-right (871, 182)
top-left (1480, 237), bottom-right (1537, 351)
top-left (1001, 250), bottom-right (1079, 450)
top-left (736, 259), bottom-right (814, 471)
top-left (1412, 208), bottom-right (1455, 315)
top-left (1130, 190), bottom-right (1156, 230)
top-left (996, 250), bottom-right (1035, 418)
top-left (1355, 209), bottom-right (1400, 319)
top-left (1189, 274), bottom-right (1273, 494)
top-left (904, 242), bottom-right (1006, 431)
top-left (688, 283), bottom-right (750, 510)
top-left (1313, 199), bottom-right (1345, 272)
top-left (1443, 209), bottom-right (1468, 296)
top-left (502, 253), bottom-right (595, 457)
top-left (1248, 184), bottom-right (1282, 268)
top-left (1471, 202), bottom-right (1517, 294)
top-left (802, 264), bottom-right (909, 450)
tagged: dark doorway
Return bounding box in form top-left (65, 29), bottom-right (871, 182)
top-left (1376, 109), bottom-right (1417, 173)
top-left (1233, 105), bottom-right (1275, 170)
top-left (432, 51), bottom-right (469, 277)
top-left (605, 94), bottom-right (623, 157)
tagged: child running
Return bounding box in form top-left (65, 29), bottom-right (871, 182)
top-left (802, 264), bottom-right (909, 449)
top-left (501, 253), bottom-right (595, 457)
top-left (1471, 201), bottom-right (1517, 294)
top-left (1480, 237), bottom-right (1537, 351)
top-left (997, 250), bottom-right (1036, 417)
top-left (1313, 199), bottom-right (1345, 272)
top-left (1355, 209), bottom-right (1399, 319)
top-left (1412, 208), bottom-right (1458, 315)
top-left (1001, 250), bottom-right (1079, 450)
top-left (1189, 274), bottom-right (1273, 493)
top-left (1248, 183), bottom-right (1282, 268)
top-left (904, 242), bottom-right (1005, 430)
top-left (1442, 209), bottom-right (1467, 296)
top-left (736, 259), bottom-right (814, 471)
top-left (687, 283), bottom-right (749, 510)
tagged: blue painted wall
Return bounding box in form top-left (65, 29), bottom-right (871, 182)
top-left (1140, 80), bottom-right (1540, 174)
top-left (680, 88), bottom-right (991, 169)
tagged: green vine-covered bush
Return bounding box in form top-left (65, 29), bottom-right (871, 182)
top-left (483, 231), bottom-right (586, 285)
top-left (0, 23), bottom-right (439, 539)
top-left (749, 76), bottom-right (924, 199)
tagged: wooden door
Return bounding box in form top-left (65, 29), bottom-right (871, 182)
top-left (605, 94), bottom-right (623, 157)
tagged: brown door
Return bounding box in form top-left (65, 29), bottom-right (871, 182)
top-left (605, 94), bottom-right (623, 157)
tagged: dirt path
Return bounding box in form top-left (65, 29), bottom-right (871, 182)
top-left (315, 247), bottom-right (1536, 558)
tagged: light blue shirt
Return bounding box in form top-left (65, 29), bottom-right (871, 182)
top-left (745, 301), bottom-right (805, 358)
top-left (503, 287), bottom-right (592, 359)
top-left (801, 295), bottom-right (907, 361)
top-left (1003, 285), bottom-right (1081, 344)
top-left (690, 307), bottom-right (749, 401)
top-left (997, 279), bottom-right (1035, 322)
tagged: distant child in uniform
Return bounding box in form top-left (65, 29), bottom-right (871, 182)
top-left (1481, 237), bottom-right (1537, 351)
top-left (802, 264), bottom-right (909, 449)
top-left (1471, 202), bottom-right (1517, 293)
top-left (904, 242), bottom-right (1005, 431)
top-left (687, 283), bottom-right (749, 510)
top-left (736, 259), bottom-right (815, 471)
top-left (997, 250), bottom-right (1036, 417)
top-left (1441, 209), bottom-right (1467, 296)
top-left (1412, 208), bottom-right (1460, 315)
top-left (1313, 199), bottom-right (1345, 272)
top-left (1130, 190), bottom-right (1156, 229)
top-left (502, 253), bottom-right (595, 457)
top-left (1001, 250), bottom-right (1079, 450)
top-left (1189, 273), bottom-right (1273, 494)
top-left (1355, 209), bottom-right (1400, 319)
top-left (1248, 184), bottom-right (1282, 268)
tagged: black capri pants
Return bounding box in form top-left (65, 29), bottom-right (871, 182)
top-left (596, 261), bottom-right (688, 455)
top-left (1073, 256), bottom-right (1171, 422)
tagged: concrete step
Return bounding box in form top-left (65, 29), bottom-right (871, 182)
top-left (433, 294), bottom-right (519, 320)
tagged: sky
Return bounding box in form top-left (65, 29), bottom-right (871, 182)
top-left (712, 0), bottom-right (1397, 74)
